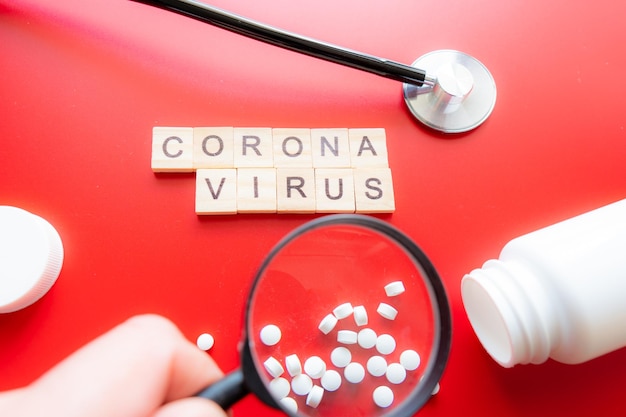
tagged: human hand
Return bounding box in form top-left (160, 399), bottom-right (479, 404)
top-left (0, 314), bottom-right (229, 417)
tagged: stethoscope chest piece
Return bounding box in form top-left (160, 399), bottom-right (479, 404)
top-left (403, 50), bottom-right (497, 133)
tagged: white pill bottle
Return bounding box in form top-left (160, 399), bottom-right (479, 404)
top-left (461, 198), bottom-right (626, 368)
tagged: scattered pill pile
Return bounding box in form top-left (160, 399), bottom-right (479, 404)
top-left (257, 280), bottom-right (428, 414)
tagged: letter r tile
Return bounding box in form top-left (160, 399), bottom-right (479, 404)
top-left (276, 168), bottom-right (316, 213)
top-left (233, 127), bottom-right (273, 168)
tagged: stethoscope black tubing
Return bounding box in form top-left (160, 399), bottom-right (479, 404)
top-left (131, 0), bottom-right (432, 87)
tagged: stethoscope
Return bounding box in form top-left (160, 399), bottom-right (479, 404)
top-left (133, 0), bottom-right (497, 133)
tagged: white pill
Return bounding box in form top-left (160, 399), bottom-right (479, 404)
top-left (357, 328), bottom-right (378, 349)
top-left (306, 385), bottom-right (324, 408)
top-left (385, 363), bottom-right (407, 384)
top-left (280, 397), bottom-right (298, 414)
top-left (318, 313), bottom-right (338, 334)
top-left (377, 303), bottom-right (398, 320)
top-left (344, 362), bottom-right (365, 384)
top-left (337, 330), bottom-right (358, 344)
top-left (432, 382), bottom-right (441, 396)
top-left (376, 334), bottom-right (396, 355)
top-left (366, 355), bottom-right (388, 377)
top-left (263, 357), bottom-right (284, 378)
top-left (333, 302), bottom-right (354, 319)
top-left (269, 377), bottom-right (291, 399)
top-left (291, 374), bottom-right (313, 396)
top-left (400, 349), bottom-right (421, 371)
top-left (285, 354), bottom-right (302, 377)
top-left (196, 333), bottom-right (214, 351)
top-left (321, 369), bottom-right (342, 391)
top-left (373, 386), bottom-right (394, 408)
top-left (330, 346), bottom-right (352, 368)
top-left (304, 356), bottom-right (326, 379)
top-left (384, 281), bottom-right (406, 297)
top-left (353, 305), bottom-right (368, 326)
top-left (260, 324), bottom-right (282, 346)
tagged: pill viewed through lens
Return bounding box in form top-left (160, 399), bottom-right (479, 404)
top-left (254, 278), bottom-right (432, 412)
top-left (260, 324), bottom-right (282, 346)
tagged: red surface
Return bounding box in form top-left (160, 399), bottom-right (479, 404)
top-left (1, 0), bottom-right (626, 416)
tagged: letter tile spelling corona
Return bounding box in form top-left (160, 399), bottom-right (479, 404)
top-left (152, 127), bottom-right (395, 214)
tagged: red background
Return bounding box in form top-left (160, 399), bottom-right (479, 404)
top-left (2, 0), bottom-right (626, 416)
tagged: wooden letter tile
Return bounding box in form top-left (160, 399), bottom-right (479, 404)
top-left (311, 128), bottom-right (351, 168)
top-left (195, 169), bottom-right (237, 215)
top-left (349, 128), bottom-right (389, 168)
top-left (233, 127), bottom-right (273, 168)
top-left (193, 127), bottom-right (234, 169)
top-left (237, 168), bottom-right (277, 213)
top-left (272, 128), bottom-right (312, 168)
top-left (353, 168), bottom-right (395, 213)
top-left (276, 168), bottom-right (316, 213)
top-left (152, 127), bottom-right (194, 172)
top-left (315, 169), bottom-right (355, 213)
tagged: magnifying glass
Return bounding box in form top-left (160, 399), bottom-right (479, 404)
top-left (195, 214), bottom-right (451, 416)
top-left (131, 0), bottom-right (496, 133)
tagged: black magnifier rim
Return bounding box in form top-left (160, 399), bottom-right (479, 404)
top-left (241, 214), bottom-right (452, 417)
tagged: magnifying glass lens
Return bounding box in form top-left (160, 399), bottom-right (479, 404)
top-left (246, 216), bottom-right (450, 416)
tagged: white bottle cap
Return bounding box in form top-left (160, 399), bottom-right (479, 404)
top-left (0, 206), bottom-right (64, 313)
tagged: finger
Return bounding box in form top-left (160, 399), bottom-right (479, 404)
top-left (152, 397), bottom-right (227, 417)
top-left (27, 314), bottom-right (223, 417)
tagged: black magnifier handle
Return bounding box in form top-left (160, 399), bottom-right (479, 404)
top-left (195, 369), bottom-right (248, 410)
top-left (131, 0), bottom-right (436, 87)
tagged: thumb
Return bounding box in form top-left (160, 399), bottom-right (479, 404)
top-left (153, 397), bottom-right (228, 417)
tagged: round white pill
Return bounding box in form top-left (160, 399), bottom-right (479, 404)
top-left (330, 346), bottom-right (352, 368)
top-left (377, 303), bottom-right (398, 320)
top-left (285, 354), bottom-right (302, 377)
top-left (400, 349), bottom-right (421, 371)
top-left (373, 386), bottom-right (394, 408)
top-left (384, 281), bottom-right (406, 297)
top-left (333, 302), bottom-right (354, 319)
top-left (263, 357), bottom-right (284, 378)
top-left (260, 324), bottom-right (282, 346)
top-left (304, 356), bottom-right (326, 379)
top-left (432, 382), bottom-right (441, 396)
top-left (196, 333), bottom-right (214, 351)
top-left (306, 385), bottom-right (324, 408)
top-left (376, 334), bottom-right (396, 355)
top-left (386, 363), bottom-right (407, 384)
top-left (269, 377), bottom-right (291, 399)
top-left (337, 330), bottom-right (358, 345)
top-left (321, 369), bottom-right (342, 391)
top-left (280, 397), bottom-right (298, 414)
top-left (357, 328), bottom-right (377, 349)
top-left (344, 362), bottom-right (365, 384)
top-left (291, 374), bottom-right (313, 396)
top-left (353, 305), bottom-right (368, 326)
top-left (366, 355), bottom-right (388, 377)
top-left (318, 313), bottom-right (338, 334)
